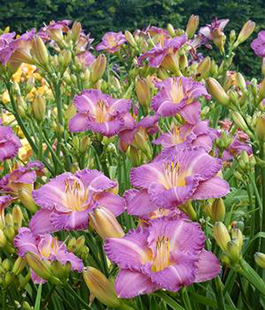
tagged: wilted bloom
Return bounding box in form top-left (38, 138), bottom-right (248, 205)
top-left (0, 161), bottom-right (43, 195)
top-left (0, 195), bottom-right (16, 228)
top-left (29, 169), bottom-right (125, 234)
top-left (152, 77), bottom-right (209, 124)
top-left (153, 120), bottom-right (216, 157)
top-left (138, 34), bottom-right (187, 69)
top-left (69, 89), bottom-right (132, 137)
top-left (0, 125), bottom-right (21, 161)
top-left (14, 227), bottom-right (83, 283)
top-left (105, 217), bottom-right (220, 297)
top-left (130, 147), bottom-right (229, 209)
top-left (199, 18), bottom-right (229, 41)
top-left (251, 31), bottom-right (265, 57)
top-left (96, 32), bottom-right (126, 53)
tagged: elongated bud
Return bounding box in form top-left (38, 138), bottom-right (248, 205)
top-left (180, 200), bottom-right (197, 221)
top-left (32, 95), bottom-right (46, 122)
top-left (259, 79), bottom-right (265, 102)
top-left (65, 102), bottom-right (76, 121)
top-left (22, 302), bottom-right (32, 310)
top-left (83, 267), bottom-right (122, 308)
top-left (32, 36), bottom-right (49, 66)
top-left (234, 21), bottom-right (255, 47)
top-left (231, 111), bottom-right (250, 134)
top-left (90, 207), bottom-right (125, 240)
top-left (197, 57), bottom-right (211, 78)
top-left (2, 258), bottom-right (11, 271)
top-left (186, 15), bottom-right (199, 39)
top-left (50, 260), bottom-right (71, 281)
top-left (236, 73), bottom-right (246, 92)
top-left (18, 188), bottom-right (38, 213)
top-left (238, 150), bottom-right (250, 171)
top-left (47, 28), bottom-right (64, 42)
top-left (25, 252), bottom-right (61, 284)
top-left (12, 257), bottom-right (26, 275)
top-left (167, 24), bottom-right (176, 37)
top-left (4, 271), bottom-right (15, 288)
top-left (211, 198), bottom-right (226, 223)
top-left (0, 229), bottom-right (7, 247)
top-left (80, 136), bottom-right (90, 153)
top-left (12, 206), bottom-right (23, 232)
top-left (256, 116), bottom-right (265, 141)
top-left (135, 77), bottom-right (151, 107)
top-left (212, 29), bottom-right (226, 54)
top-left (124, 31), bottom-right (137, 47)
top-left (161, 54), bottom-right (181, 76)
top-left (5, 213), bottom-right (13, 226)
top-left (90, 55), bottom-right (106, 84)
top-left (231, 228), bottom-right (243, 248)
top-left (67, 237), bottom-right (77, 252)
top-left (213, 222), bottom-right (231, 252)
top-left (226, 240), bottom-right (241, 262)
top-left (61, 50), bottom-right (72, 69)
top-left (254, 252), bottom-right (265, 268)
top-left (3, 225), bottom-right (15, 242)
top-left (157, 67), bottom-right (169, 80)
top-left (71, 22), bottom-right (82, 43)
top-left (76, 236), bottom-right (86, 252)
top-left (206, 78), bottom-right (230, 106)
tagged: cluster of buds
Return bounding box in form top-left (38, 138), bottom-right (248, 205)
top-left (204, 198), bottom-right (226, 223)
top-left (213, 222), bottom-right (244, 264)
top-left (0, 256), bottom-right (26, 289)
top-left (67, 235), bottom-right (89, 260)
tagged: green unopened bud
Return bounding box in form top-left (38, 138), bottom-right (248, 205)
top-left (83, 267), bottom-right (122, 308)
top-left (167, 24), bottom-right (176, 37)
top-left (0, 229), bottom-right (7, 247)
top-left (4, 271), bottom-right (15, 288)
top-left (90, 207), bottom-right (125, 240)
top-left (50, 260), bottom-right (71, 281)
top-left (18, 188), bottom-right (38, 213)
top-left (12, 257), bottom-right (26, 275)
top-left (67, 237), bottom-right (77, 252)
top-left (80, 246), bottom-right (89, 260)
top-left (5, 213), bottom-right (13, 226)
top-left (124, 30), bottom-right (137, 47)
top-left (22, 301), bottom-right (33, 310)
top-left (3, 225), bottom-right (15, 242)
top-left (32, 95), bottom-right (46, 121)
top-left (213, 222), bottom-right (231, 252)
top-left (90, 55), bottom-right (106, 84)
top-left (135, 77), bottom-right (151, 108)
top-left (221, 254), bottom-right (231, 265)
top-left (231, 111), bottom-right (250, 134)
top-left (239, 150), bottom-right (250, 171)
top-left (179, 54), bottom-right (188, 71)
top-left (256, 116), bottom-right (265, 141)
top-left (234, 20), bottom-right (255, 47)
top-left (229, 30), bottom-right (236, 44)
top-left (236, 73), bottom-right (246, 92)
top-left (226, 240), bottom-right (241, 262)
top-left (75, 235), bottom-right (86, 252)
top-left (61, 50), bottom-right (72, 69)
top-left (80, 136), bottom-right (90, 153)
top-left (259, 78), bottom-right (265, 102)
top-left (203, 202), bottom-right (212, 218)
top-left (197, 57), bottom-right (211, 78)
top-left (254, 252), bottom-right (265, 268)
top-left (211, 198), bottom-right (226, 223)
top-left (71, 21), bottom-right (82, 43)
top-left (161, 54), bottom-right (181, 76)
top-left (186, 15), bottom-right (199, 39)
top-left (32, 36), bottom-right (49, 66)
top-left (157, 68), bottom-right (169, 80)
top-left (17, 105), bottom-right (26, 118)
top-left (2, 258), bottom-right (11, 271)
top-left (180, 200), bottom-right (197, 221)
top-left (206, 78), bottom-right (230, 106)
top-left (12, 206), bottom-right (23, 232)
top-left (231, 228), bottom-right (243, 249)
top-left (47, 27), bottom-right (64, 43)
top-left (25, 253), bottom-right (61, 284)
top-left (234, 171), bottom-right (244, 182)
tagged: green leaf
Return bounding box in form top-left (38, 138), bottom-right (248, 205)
top-left (34, 282), bottom-right (42, 310)
top-left (154, 291), bottom-right (185, 310)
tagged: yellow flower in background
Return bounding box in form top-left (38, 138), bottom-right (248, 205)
top-left (1, 111), bottom-right (15, 125)
top-left (18, 138), bottom-right (33, 162)
top-left (12, 63), bottom-right (37, 83)
top-left (1, 90), bottom-right (10, 104)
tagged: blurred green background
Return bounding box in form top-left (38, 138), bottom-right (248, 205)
top-left (1, 0), bottom-right (265, 78)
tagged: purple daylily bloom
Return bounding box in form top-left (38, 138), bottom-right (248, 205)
top-left (153, 120), bottom-right (217, 161)
top-left (151, 77), bottom-right (209, 124)
top-left (29, 169), bottom-right (125, 234)
top-left (0, 161), bottom-right (43, 195)
top-left (69, 89), bottom-right (132, 137)
top-left (38, 20), bottom-right (71, 42)
top-left (222, 134), bottom-right (252, 161)
top-left (138, 34), bottom-right (187, 68)
top-left (77, 51), bottom-right (95, 68)
top-left (251, 31), bottom-right (265, 57)
top-left (104, 217), bottom-right (220, 297)
top-left (14, 227), bottom-right (83, 283)
top-left (199, 18), bottom-right (229, 41)
top-left (96, 32), bottom-right (126, 54)
top-left (0, 125), bottom-right (21, 161)
top-left (130, 147), bottom-right (230, 209)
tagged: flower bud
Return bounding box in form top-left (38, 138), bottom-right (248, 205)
top-left (161, 54), bottom-right (181, 75)
top-left (256, 116), bottom-right (265, 141)
top-left (32, 95), bottom-right (46, 122)
top-left (12, 206), bottom-right (23, 232)
top-left (12, 257), bottom-right (26, 275)
top-left (22, 302), bottom-right (32, 310)
top-left (124, 31), bottom-right (137, 47)
top-left (90, 55), bottom-right (106, 84)
top-left (25, 252), bottom-right (61, 284)
top-left (186, 15), bottom-right (199, 39)
top-left (71, 21), bottom-right (82, 43)
top-left (236, 73), bottom-right (246, 92)
top-left (231, 228), bottom-right (243, 249)
top-left (90, 207), bottom-right (125, 240)
top-left (157, 67), bottom-right (169, 80)
top-left (226, 240), bottom-right (241, 262)
top-left (47, 28), bottom-right (64, 42)
top-left (259, 79), bottom-right (265, 102)
top-left (3, 225), bottom-right (15, 242)
top-left (213, 222), bottom-right (231, 252)
top-left (211, 198), bottom-right (226, 223)
top-left (4, 271), bottom-right (15, 288)
top-left (135, 77), bottom-right (151, 108)
top-left (206, 78), bottom-right (230, 106)
top-left (18, 188), bottom-right (38, 213)
top-left (67, 237), bottom-right (77, 252)
top-left (2, 258), bottom-right (11, 271)
top-left (231, 112), bottom-right (250, 134)
top-left (83, 267), bottom-right (122, 308)
top-left (5, 213), bottom-right (13, 227)
top-left (76, 236), bottom-right (86, 252)
top-left (197, 57), bottom-right (211, 78)
top-left (254, 252), bottom-right (265, 269)
top-left (32, 36), bottom-right (49, 66)
top-left (0, 229), bottom-right (7, 247)
top-left (50, 260), bottom-right (71, 281)
top-left (238, 150), bottom-right (250, 171)
top-left (80, 136), bottom-right (90, 153)
top-left (234, 21), bottom-right (255, 47)
top-left (61, 50), bottom-right (72, 69)
top-left (229, 30), bottom-right (236, 43)
top-left (212, 29), bottom-right (226, 54)
top-left (167, 24), bottom-right (176, 37)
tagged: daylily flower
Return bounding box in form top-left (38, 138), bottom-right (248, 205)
top-left (199, 18), bottom-right (229, 41)
top-left (251, 31), bottom-right (265, 57)
top-left (0, 161), bottom-right (43, 195)
top-left (96, 32), bottom-right (126, 53)
top-left (151, 77), bottom-right (209, 124)
top-left (130, 147), bottom-right (229, 209)
top-left (29, 169), bottom-right (125, 234)
top-left (77, 51), bottom-right (95, 68)
top-left (138, 34), bottom-right (187, 68)
top-left (69, 89), bottom-right (132, 137)
top-left (104, 217), bottom-right (220, 297)
top-left (0, 125), bottom-right (21, 161)
top-left (222, 133), bottom-right (252, 161)
top-left (153, 120), bottom-right (217, 160)
top-left (14, 227), bottom-right (83, 283)
top-left (38, 20), bottom-right (71, 42)
top-left (0, 195), bottom-right (16, 228)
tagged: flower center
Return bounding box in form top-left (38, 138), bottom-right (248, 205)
top-left (63, 177), bottom-right (89, 211)
top-left (95, 100), bottom-right (109, 123)
top-left (171, 127), bottom-right (183, 144)
top-left (162, 161), bottom-right (186, 190)
top-left (152, 236), bottom-right (171, 272)
top-left (170, 80), bottom-right (185, 104)
top-left (107, 36), bottom-right (117, 47)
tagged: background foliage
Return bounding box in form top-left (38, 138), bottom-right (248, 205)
top-left (1, 0), bottom-right (265, 77)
